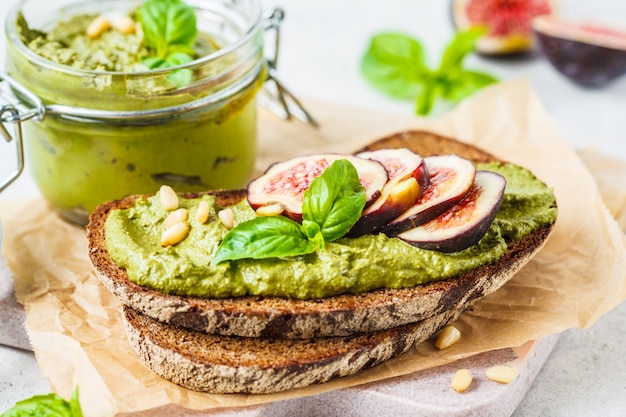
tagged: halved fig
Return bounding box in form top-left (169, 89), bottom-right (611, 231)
top-left (451, 0), bottom-right (557, 56)
top-left (247, 154), bottom-right (388, 222)
top-left (348, 148), bottom-right (429, 236)
top-left (356, 148), bottom-right (429, 190)
top-left (397, 170), bottom-right (506, 253)
top-left (381, 154), bottom-right (476, 236)
top-left (533, 16), bottom-right (626, 87)
top-left (347, 177), bottom-right (421, 237)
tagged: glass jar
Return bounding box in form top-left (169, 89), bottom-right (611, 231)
top-left (1, 0), bottom-right (266, 225)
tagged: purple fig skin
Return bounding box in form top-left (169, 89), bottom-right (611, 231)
top-left (347, 177), bottom-right (420, 237)
top-left (415, 158), bottom-right (430, 191)
top-left (356, 148), bottom-right (430, 192)
top-left (381, 154), bottom-right (476, 236)
top-left (246, 154), bottom-right (388, 222)
top-left (397, 170), bottom-right (506, 253)
top-left (347, 149), bottom-right (429, 237)
top-left (535, 26), bottom-right (626, 88)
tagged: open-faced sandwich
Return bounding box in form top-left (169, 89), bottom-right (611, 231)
top-left (86, 130), bottom-right (557, 394)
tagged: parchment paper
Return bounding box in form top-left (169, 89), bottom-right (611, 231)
top-left (1, 79), bottom-right (625, 417)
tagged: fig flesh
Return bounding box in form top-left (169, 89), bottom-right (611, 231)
top-left (348, 149), bottom-right (429, 236)
top-left (247, 154), bottom-right (388, 222)
top-left (347, 177), bottom-right (421, 237)
top-left (451, 0), bottom-right (556, 55)
top-left (533, 16), bottom-right (626, 87)
top-left (382, 154), bottom-right (476, 236)
top-left (356, 148), bottom-right (429, 190)
top-left (397, 170), bottom-right (506, 253)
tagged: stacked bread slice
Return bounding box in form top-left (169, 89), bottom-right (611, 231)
top-left (86, 131), bottom-right (555, 394)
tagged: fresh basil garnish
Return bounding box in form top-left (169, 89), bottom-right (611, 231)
top-left (136, 0), bottom-right (197, 87)
top-left (302, 159), bottom-right (367, 241)
top-left (142, 52), bottom-right (194, 87)
top-left (211, 216), bottom-right (318, 265)
top-left (212, 159), bottom-right (366, 265)
top-left (136, 0), bottom-right (196, 57)
top-left (1, 387), bottom-right (83, 417)
top-left (361, 28), bottom-right (497, 115)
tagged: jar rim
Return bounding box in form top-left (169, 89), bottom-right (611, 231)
top-left (5, 0), bottom-right (264, 77)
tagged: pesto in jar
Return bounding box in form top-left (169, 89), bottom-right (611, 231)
top-left (7, 0), bottom-right (265, 224)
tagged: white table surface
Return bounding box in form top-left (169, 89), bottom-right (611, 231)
top-left (1, 0), bottom-right (626, 415)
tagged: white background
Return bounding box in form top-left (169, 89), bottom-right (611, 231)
top-left (1, 0), bottom-right (626, 416)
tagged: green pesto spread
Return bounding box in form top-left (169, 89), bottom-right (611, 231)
top-left (17, 13), bottom-right (219, 72)
top-left (19, 13), bottom-right (148, 72)
top-left (104, 162), bottom-right (558, 300)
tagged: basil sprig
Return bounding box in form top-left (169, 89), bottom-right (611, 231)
top-left (136, 0), bottom-right (197, 87)
top-left (212, 159), bottom-right (366, 265)
top-left (361, 28), bottom-right (498, 115)
top-left (1, 387), bottom-right (82, 417)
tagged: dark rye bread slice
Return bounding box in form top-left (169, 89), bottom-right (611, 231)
top-left (122, 304), bottom-right (462, 394)
top-left (87, 130), bottom-right (555, 339)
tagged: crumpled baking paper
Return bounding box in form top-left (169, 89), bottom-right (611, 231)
top-left (1, 79), bottom-right (625, 416)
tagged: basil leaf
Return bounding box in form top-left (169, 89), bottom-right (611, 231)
top-left (165, 53), bottom-right (194, 86)
top-left (136, 1), bottom-right (170, 57)
top-left (141, 56), bottom-right (168, 69)
top-left (441, 69), bottom-right (498, 101)
top-left (302, 219), bottom-right (325, 251)
top-left (360, 32), bottom-right (427, 99)
top-left (415, 81), bottom-right (439, 116)
top-left (69, 388), bottom-right (83, 417)
top-left (438, 27), bottom-right (487, 72)
top-left (1, 387), bottom-right (83, 417)
top-left (211, 216), bottom-right (317, 265)
top-left (136, 0), bottom-right (197, 58)
top-left (302, 159), bottom-right (366, 241)
top-left (141, 53), bottom-right (194, 87)
top-left (166, 52), bottom-right (194, 66)
top-left (165, 44), bottom-right (196, 57)
top-left (166, 68), bottom-right (193, 87)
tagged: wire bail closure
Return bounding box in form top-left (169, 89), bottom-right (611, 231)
top-left (260, 8), bottom-right (318, 127)
top-left (0, 105), bottom-right (25, 194)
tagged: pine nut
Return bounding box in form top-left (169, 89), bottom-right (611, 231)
top-left (164, 208), bottom-right (188, 229)
top-left (435, 325), bottom-right (461, 349)
top-left (255, 203), bottom-right (284, 217)
top-left (161, 222), bottom-right (190, 247)
top-left (86, 15), bottom-right (111, 39)
top-left (159, 185), bottom-right (179, 211)
top-left (109, 14), bottom-right (136, 34)
top-left (196, 200), bottom-right (210, 224)
top-left (485, 365), bottom-right (517, 384)
top-left (218, 208), bottom-right (235, 230)
top-left (451, 369), bottom-right (473, 393)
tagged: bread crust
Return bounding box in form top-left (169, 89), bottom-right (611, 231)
top-left (87, 131), bottom-right (555, 339)
top-left (122, 304), bottom-right (462, 394)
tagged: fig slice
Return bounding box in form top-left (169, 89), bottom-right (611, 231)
top-left (348, 148), bottom-right (429, 236)
top-left (451, 0), bottom-right (557, 55)
top-left (381, 154), bottom-right (476, 236)
top-left (347, 177), bottom-right (421, 237)
top-left (246, 154), bottom-right (388, 222)
top-left (533, 16), bottom-right (626, 87)
top-left (396, 170), bottom-right (506, 253)
top-left (356, 148), bottom-right (429, 190)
